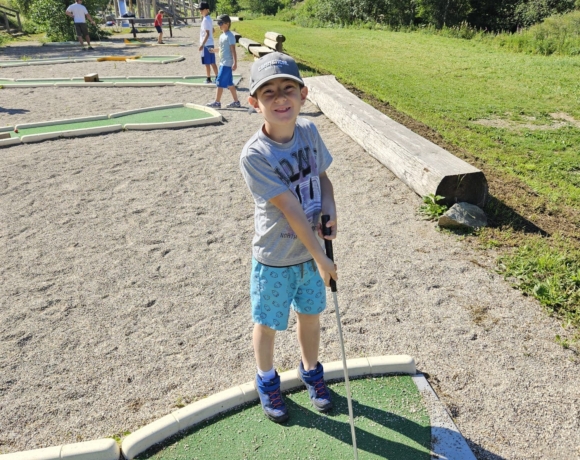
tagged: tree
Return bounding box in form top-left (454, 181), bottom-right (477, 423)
top-left (416, 0), bottom-right (472, 28)
top-left (30, 0), bottom-right (106, 41)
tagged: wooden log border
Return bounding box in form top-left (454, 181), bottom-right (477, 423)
top-left (305, 76), bottom-right (488, 207)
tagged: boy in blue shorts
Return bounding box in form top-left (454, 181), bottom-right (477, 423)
top-left (240, 52), bottom-right (338, 423)
top-left (206, 14), bottom-right (240, 109)
top-left (198, 2), bottom-right (218, 84)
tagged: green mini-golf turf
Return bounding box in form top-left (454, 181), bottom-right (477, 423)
top-left (11, 106), bottom-right (213, 137)
top-left (136, 375), bottom-right (431, 460)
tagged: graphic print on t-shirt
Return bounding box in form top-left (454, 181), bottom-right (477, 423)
top-left (272, 144), bottom-right (322, 236)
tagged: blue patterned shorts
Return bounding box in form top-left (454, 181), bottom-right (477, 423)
top-left (251, 258), bottom-right (327, 331)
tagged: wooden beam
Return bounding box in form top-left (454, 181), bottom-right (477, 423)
top-left (263, 38), bottom-right (282, 52)
top-left (265, 31), bottom-right (285, 43)
top-left (239, 37), bottom-right (260, 51)
top-left (249, 46), bottom-right (273, 58)
top-left (304, 76), bottom-right (488, 207)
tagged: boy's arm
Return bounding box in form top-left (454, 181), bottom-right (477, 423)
top-left (318, 171), bottom-right (337, 240)
top-left (269, 190), bottom-right (337, 285)
top-left (199, 29), bottom-right (209, 51)
top-left (230, 43), bottom-right (237, 71)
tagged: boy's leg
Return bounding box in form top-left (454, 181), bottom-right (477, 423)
top-left (228, 85), bottom-right (239, 103)
top-left (293, 261), bottom-right (332, 412)
top-left (204, 64), bottom-right (211, 78)
top-left (251, 260), bottom-right (295, 423)
top-left (211, 62), bottom-right (218, 78)
top-left (215, 87), bottom-right (224, 103)
top-left (296, 312), bottom-right (320, 371)
top-left (253, 323), bottom-right (275, 372)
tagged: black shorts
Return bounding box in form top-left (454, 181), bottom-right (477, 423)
top-left (74, 22), bottom-right (89, 37)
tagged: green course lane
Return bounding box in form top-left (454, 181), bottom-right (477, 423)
top-left (0, 76), bottom-right (242, 87)
top-left (137, 375), bottom-right (430, 460)
top-left (11, 106), bottom-right (215, 138)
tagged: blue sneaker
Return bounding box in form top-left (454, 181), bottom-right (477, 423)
top-left (206, 101), bottom-right (221, 108)
top-left (299, 361), bottom-right (333, 412)
top-left (255, 372), bottom-right (289, 423)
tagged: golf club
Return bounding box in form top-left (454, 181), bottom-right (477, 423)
top-left (321, 214), bottom-right (358, 460)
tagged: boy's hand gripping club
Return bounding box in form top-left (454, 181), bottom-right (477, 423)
top-left (321, 215), bottom-right (358, 460)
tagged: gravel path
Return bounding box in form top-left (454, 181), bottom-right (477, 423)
top-left (1, 26), bottom-right (578, 460)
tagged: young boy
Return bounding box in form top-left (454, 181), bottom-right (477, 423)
top-left (206, 14), bottom-right (240, 109)
top-left (240, 52), bottom-right (338, 423)
top-left (198, 1), bottom-right (218, 84)
top-left (154, 9), bottom-right (164, 44)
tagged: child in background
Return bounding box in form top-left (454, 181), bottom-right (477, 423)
top-left (154, 9), bottom-right (164, 44)
top-left (240, 52), bottom-right (338, 423)
top-left (198, 1), bottom-right (218, 84)
top-left (206, 14), bottom-right (240, 109)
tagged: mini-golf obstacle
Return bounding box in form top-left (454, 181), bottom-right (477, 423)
top-left (0, 74), bottom-right (243, 88)
top-left (0, 55), bottom-right (185, 68)
top-left (0, 103), bottom-right (221, 148)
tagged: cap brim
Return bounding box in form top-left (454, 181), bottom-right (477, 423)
top-left (249, 74), bottom-right (304, 96)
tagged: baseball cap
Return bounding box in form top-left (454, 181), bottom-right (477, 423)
top-left (216, 14), bottom-right (230, 24)
top-left (249, 52), bottom-right (304, 96)
top-left (199, 1), bottom-right (209, 10)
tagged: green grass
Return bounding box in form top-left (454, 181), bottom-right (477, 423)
top-left (233, 20), bottom-right (580, 345)
top-left (137, 375), bottom-right (430, 460)
top-left (234, 20), bottom-right (580, 208)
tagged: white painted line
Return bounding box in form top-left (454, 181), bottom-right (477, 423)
top-left (412, 374), bottom-right (476, 460)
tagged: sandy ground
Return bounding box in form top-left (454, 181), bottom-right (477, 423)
top-left (1, 26), bottom-right (579, 460)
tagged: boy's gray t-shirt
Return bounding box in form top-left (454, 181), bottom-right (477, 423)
top-left (240, 118), bottom-right (333, 267)
top-left (218, 30), bottom-right (236, 67)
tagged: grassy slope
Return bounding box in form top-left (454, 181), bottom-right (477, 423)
top-left (233, 20), bottom-right (580, 342)
top-left (233, 21), bottom-right (580, 210)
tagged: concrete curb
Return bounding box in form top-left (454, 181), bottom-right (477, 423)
top-left (121, 355), bottom-right (416, 459)
top-left (412, 374), bottom-right (476, 460)
top-left (0, 356), bottom-right (476, 459)
top-left (0, 439), bottom-right (119, 460)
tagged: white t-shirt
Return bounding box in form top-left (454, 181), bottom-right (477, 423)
top-left (66, 3), bottom-right (88, 23)
top-left (199, 15), bottom-right (214, 47)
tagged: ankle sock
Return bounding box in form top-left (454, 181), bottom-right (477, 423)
top-left (258, 367), bottom-right (276, 382)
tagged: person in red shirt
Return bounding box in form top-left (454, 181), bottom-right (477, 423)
top-left (154, 10), bottom-right (164, 44)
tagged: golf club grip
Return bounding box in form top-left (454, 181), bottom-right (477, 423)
top-left (321, 215), bottom-right (337, 292)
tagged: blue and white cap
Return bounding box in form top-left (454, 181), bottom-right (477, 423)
top-left (249, 52), bottom-right (304, 96)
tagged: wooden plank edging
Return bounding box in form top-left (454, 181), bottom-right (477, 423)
top-left (305, 76), bottom-right (488, 206)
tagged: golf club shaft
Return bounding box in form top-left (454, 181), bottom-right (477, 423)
top-left (332, 292), bottom-right (358, 460)
top-left (321, 215), bottom-right (358, 460)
